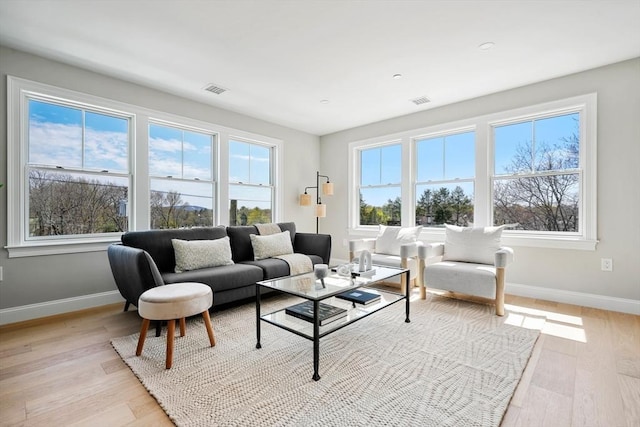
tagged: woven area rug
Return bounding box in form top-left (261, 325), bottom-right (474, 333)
top-left (111, 293), bottom-right (542, 427)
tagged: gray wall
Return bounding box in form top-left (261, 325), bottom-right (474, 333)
top-left (321, 58), bottom-right (640, 306)
top-left (0, 46), bottom-right (319, 311)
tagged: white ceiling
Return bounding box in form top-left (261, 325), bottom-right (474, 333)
top-left (1, 0), bottom-right (639, 136)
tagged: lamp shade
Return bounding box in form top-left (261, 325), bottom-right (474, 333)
top-left (322, 181), bottom-right (334, 196)
top-left (299, 193), bottom-right (312, 206)
top-left (315, 203), bottom-right (326, 218)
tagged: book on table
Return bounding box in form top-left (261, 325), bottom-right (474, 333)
top-left (335, 290), bottom-right (381, 305)
top-left (285, 301), bottom-right (347, 326)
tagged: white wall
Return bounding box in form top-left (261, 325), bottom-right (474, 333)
top-left (0, 46), bottom-right (320, 320)
top-left (320, 58), bottom-right (640, 313)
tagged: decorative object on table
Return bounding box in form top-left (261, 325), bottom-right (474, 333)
top-left (284, 300), bottom-right (347, 325)
top-left (336, 289), bottom-right (381, 305)
top-left (313, 263), bottom-right (329, 287)
top-left (332, 264), bottom-right (376, 277)
top-left (299, 171), bottom-right (334, 233)
top-left (335, 263), bottom-right (353, 277)
top-left (358, 249), bottom-right (372, 272)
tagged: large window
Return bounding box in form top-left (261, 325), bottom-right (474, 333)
top-left (6, 76), bottom-right (282, 257)
top-left (415, 130), bottom-right (475, 227)
top-left (148, 122), bottom-right (216, 229)
top-left (358, 144), bottom-right (402, 226)
top-left (493, 113), bottom-right (580, 233)
top-left (228, 140), bottom-right (273, 225)
top-left (349, 94), bottom-right (597, 250)
top-left (26, 98), bottom-right (131, 238)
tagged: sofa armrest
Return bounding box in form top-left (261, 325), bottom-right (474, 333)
top-left (107, 243), bottom-right (165, 308)
top-left (293, 232), bottom-right (332, 264)
top-left (495, 247), bottom-right (514, 268)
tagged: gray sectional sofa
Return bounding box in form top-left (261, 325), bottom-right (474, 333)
top-left (107, 222), bottom-right (331, 311)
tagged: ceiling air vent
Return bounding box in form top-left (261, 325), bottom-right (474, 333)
top-left (204, 84), bottom-right (227, 95)
top-left (411, 96), bottom-right (430, 106)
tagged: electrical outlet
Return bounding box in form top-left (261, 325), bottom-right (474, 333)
top-left (601, 258), bottom-right (613, 272)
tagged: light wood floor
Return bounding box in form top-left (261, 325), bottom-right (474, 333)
top-left (0, 292), bottom-right (638, 426)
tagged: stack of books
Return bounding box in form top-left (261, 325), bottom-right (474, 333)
top-left (285, 301), bottom-right (347, 326)
top-left (336, 290), bottom-right (381, 305)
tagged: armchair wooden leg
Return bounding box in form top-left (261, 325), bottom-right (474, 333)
top-left (202, 310), bottom-right (216, 347)
top-left (136, 318), bottom-right (150, 356)
top-left (419, 259), bottom-right (427, 300)
top-left (495, 267), bottom-right (505, 316)
top-left (420, 285), bottom-right (427, 300)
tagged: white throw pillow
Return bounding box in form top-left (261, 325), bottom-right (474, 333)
top-left (442, 224), bottom-right (505, 265)
top-left (172, 237), bottom-right (234, 273)
top-left (250, 230), bottom-right (294, 260)
top-left (375, 225), bottom-right (422, 256)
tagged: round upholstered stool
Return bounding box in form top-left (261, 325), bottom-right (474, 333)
top-left (136, 282), bottom-right (215, 369)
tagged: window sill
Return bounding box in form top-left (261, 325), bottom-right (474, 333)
top-left (5, 238), bottom-right (119, 258)
top-left (349, 227), bottom-right (598, 251)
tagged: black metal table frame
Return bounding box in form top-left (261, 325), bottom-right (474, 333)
top-left (255, 268), bottom-right (410, 381)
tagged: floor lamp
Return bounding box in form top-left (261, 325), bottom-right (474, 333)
top-left (299, 171), bottom-right (333, 233)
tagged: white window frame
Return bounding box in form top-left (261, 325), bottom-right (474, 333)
top-left (348, 94), bottom-right (597, 250)
top-left (6, 76), bottom-right (283, 258)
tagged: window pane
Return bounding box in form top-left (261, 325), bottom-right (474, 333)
top-left (444, 132), bottom-right (475, 180)
top-left (150, 178), bottom-right (213, 229)
top-left (380, 145), bottom-right (401, 184)
top-left (229, 140), bottom-right (250, 183)
top-left (250, 144), bottom-right (271, 185)
top-left (229, 184), bottom-right (272, 225)
top-left (28, 168), bottom-right (129, 236)
top-left (494, 121), bottom-right (532, 175)
top-left (534, 113), bottom-right (580, 171)
top-left (359, 187), bottom-right (401, 226)
top-left (494, 174), bottom-right (579, 231)
top-left (183, 130), bottom-right (212, 180)
top-left (149, 124), bottom-right (182, 177)
top-left (84, 111), bottom-right (129, 173)
top-left (415, 183), bottom-right (474, 227)
top-left (416, 137), bottom-right (443, 181)
top-left (360, 148), bottom-right (381, 186)
top-left (28, 99), bottom-right (83, 168)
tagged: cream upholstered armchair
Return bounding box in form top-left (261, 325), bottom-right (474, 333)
top-left (418, 225), bottom-right (514, 316)
top-left (349, 225), bottom-right (423, 293)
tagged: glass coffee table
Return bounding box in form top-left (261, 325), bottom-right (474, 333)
top-left (255, 265), bottom-right (410, 381)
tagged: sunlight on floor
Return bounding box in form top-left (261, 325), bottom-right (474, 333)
top-left (505, 303), bottom-right (587, 343)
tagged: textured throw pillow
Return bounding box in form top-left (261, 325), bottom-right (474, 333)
top-left (442, 224), bottom-right (505, 265)
top-left (250, 230), bottom-right (294, 260)
top-left (172, 237), bottom-right (234, 273)
top-left (374, 225), bottom-right (422, 256)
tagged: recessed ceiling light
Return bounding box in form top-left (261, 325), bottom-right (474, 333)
top-left (478, 42), bottom-right (495, 51)
top-left (320, 99), bottom-right (330, 104)
top-left (393, 73), bottom-right (403, 80)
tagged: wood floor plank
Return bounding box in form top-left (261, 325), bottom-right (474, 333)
top-left (618, 373), bottom-right (640, 427)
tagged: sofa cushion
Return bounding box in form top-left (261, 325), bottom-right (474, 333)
top-left (375, 225), bottom-right (422, 256)
top-left (171, 237), bottom-right (234, 273)
top-left (250, 231), bottom-right (294, 260)
top-left (227, 222), bottom-right (296, 262)
top-left (162, 263), bottom-right (264, 293)
top-left (122, 226), bottom-right (228, 273)
top-left (442, 224), bottom-right (505, 265)
top-left (241, 258), bottom-right (291, 280)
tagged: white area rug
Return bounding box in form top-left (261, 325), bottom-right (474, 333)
top-left (111, 294), bottom-right (542, 426)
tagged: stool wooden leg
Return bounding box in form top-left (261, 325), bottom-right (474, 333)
top-left (202, 310), bottom-right (216, 347)
top-left (179, 318), bottom-right (186, 337)
top-left (136, 318), bottom-right (150, 356)
top-left (166, 319), bottom-right (175, 369)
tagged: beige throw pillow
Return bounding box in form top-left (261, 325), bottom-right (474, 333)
top-left (250, 230), bottom-right (294, 260)
top-left (374, 225), bottom-right (422, 256)
top-left (442, 224), bottom-right (505, 265)
top-left (172, 237), bottom-right (234, 273)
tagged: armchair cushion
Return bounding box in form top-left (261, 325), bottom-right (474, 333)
top-left (375, 225), bottom-right (422, 256)
top-left (442, 224), bottom-right (505, 265)
top-left (426, 261), bottom-right (497, 299)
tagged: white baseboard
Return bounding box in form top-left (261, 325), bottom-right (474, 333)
top-left (506, 282), bottom-right (640, 315)
top-left (0, 290), bottom-right (125, 326)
